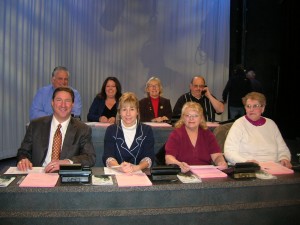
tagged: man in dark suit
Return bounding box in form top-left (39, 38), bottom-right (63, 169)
top-left (17, 87), bottom-right (96, 173)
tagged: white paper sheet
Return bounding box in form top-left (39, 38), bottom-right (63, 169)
top-left (4, 167), bottom-right (45, 174)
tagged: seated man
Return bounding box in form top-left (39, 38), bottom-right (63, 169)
top-left (30, 66), bottom-right (82, 120)
top-left (17, 87), bottom-right (96, 173)
top-left (172, 76), bottom-right (224, 122)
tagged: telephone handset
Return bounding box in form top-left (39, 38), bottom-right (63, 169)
top-left (201, 85), bottom-right (207, 95)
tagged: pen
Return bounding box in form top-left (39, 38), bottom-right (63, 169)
top-left (17, 176), bottom-right (26, 185)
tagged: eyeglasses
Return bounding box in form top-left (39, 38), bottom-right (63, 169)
top-left (148, 84), bottom-right (159, 88)
top-left (193, 84), bottom-right (206, 88)
top-left (245, 104), bottom-right (263, 109)
top-left (184, 114), bottom-right (200, 119)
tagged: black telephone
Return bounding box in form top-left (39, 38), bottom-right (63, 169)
top-left (150, 164), bottom-right (181, 181)
top-left (221, 162), bottom-right (260, 179)
top-left (59, 164), bottom-right (92, 183)
top-left (201, 85), bottom-right (207, 95)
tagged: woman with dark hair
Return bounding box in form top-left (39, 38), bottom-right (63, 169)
top-left (87, 77), bottom-right (122, 123)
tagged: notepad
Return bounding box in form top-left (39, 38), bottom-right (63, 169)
top-left (0, 176), bottom-right (16, 187)
top-left (19, 173), bottom-right (59, 187)
top-left (177, 173), bottom-right (202, 183)
top-left (190, 165), bottom-right (228, 178)
top-left (4, 167), bottom-right (45, 174)
top-left (115, 173), bottom-right (152, 187)
top-left (92, 175), bottom-right (114, 185)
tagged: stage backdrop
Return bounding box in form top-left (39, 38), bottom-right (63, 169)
top-left (0, 0), bottom-right (230, 159)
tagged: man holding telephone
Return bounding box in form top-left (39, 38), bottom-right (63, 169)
top-left (172, 76), bottom-right (224, 122)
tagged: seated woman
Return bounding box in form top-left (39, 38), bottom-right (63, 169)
top-left (165, 102), bottom-right (227, 173)
top-left (224, 92), bottom-right (292, 168)
top-left (102, 92), bottom-right (155, 173)
top-left (139, 76), bottom-right (172, 122)
top-left (87, 77), bottom-right (122, 123)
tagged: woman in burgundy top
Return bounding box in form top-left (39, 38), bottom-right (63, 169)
top-left (165, 102), bottom-right (227, 173)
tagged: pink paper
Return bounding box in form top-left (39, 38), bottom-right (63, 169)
top-left (259, 161), bottom-right (294, 175)
top-left (143, 122), bottom-right (172, 127)
top-left (191, 166), bottom-right (227, 178)
top-left (19, 173), bottom-right (59, 187)
top-left (206, 122), bottom-right (220, 127)
top-left (94, 122), bottom-right (111, 127)
top-left (115, 173), bottom-right (152, 187)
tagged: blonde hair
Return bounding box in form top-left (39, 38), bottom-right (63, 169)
top-left (116, 92), bottom-right (140, 124)
top-left (145, 76), bottom-right (163, 96)
top-left (174, 102), bottom-right (208, 130)
top-left (242, 92), bottom-right (266, 106)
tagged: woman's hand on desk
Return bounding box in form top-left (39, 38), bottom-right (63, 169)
top-left (179, 162), bottom-right (190, 173)
top-left (17, 158), bottom-right (33, 171)
top-left (120, 162), bottom-right (135, 173)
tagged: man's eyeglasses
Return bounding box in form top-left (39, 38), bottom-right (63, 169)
top-left (193, 84), bottom-right (206, 88)
top-left (245, 104), bottom-right (263, 109)
top-left (184, 114), bottom-right (200, 119)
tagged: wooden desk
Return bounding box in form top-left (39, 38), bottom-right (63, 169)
top-left (90, 124), bottom-right (173, 166)
top-left (0, 169), bottom-right (300, 225)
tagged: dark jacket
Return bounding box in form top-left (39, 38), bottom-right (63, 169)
top-left (222, 75), bottom-right (252, 107)
top-left (87, 96), bottom-right (118, 122)
top-left (102, 123), bottom-right (155, 165)
top-left (139, 96), bottom-right (172, 122)
top-left (17, 116), bottom-right (96, 166)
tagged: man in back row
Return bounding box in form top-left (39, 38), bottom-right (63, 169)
top-left (30, 66), bottom-right (82, 120)
top-left (173, 76), bottom-right (224, 122)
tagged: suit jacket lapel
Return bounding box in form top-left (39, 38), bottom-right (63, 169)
top-left (147, 97), bottom-right (155, 118)
top-left (39, 117), bottom-right (52, 165)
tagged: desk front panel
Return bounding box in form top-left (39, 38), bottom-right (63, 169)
top-left (1, 169), bottom-right (300, 225)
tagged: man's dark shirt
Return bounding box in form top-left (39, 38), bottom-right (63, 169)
top-left (173, 92), bottom-right (218, 122)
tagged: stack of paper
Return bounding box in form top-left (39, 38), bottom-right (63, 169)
top-left (190, 165), bottom-right (227, 178)
top-left (19, 173), bottom-right (59, 187)
top-left (206, 122), bottom-right (220, 128)
top-left (4, 167), bottom-right (45, 174)
top-left (259, 161), bottom-right (294, 175)
top-left (115, 173), bottom-right (152, 187)
top-left (143, 122), bottom-right (172, 127)
top-left (85, 122), bottom-right (111, 127)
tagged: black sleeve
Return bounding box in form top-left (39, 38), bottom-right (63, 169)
top-left (172, 95), bottom-right (186, 117)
